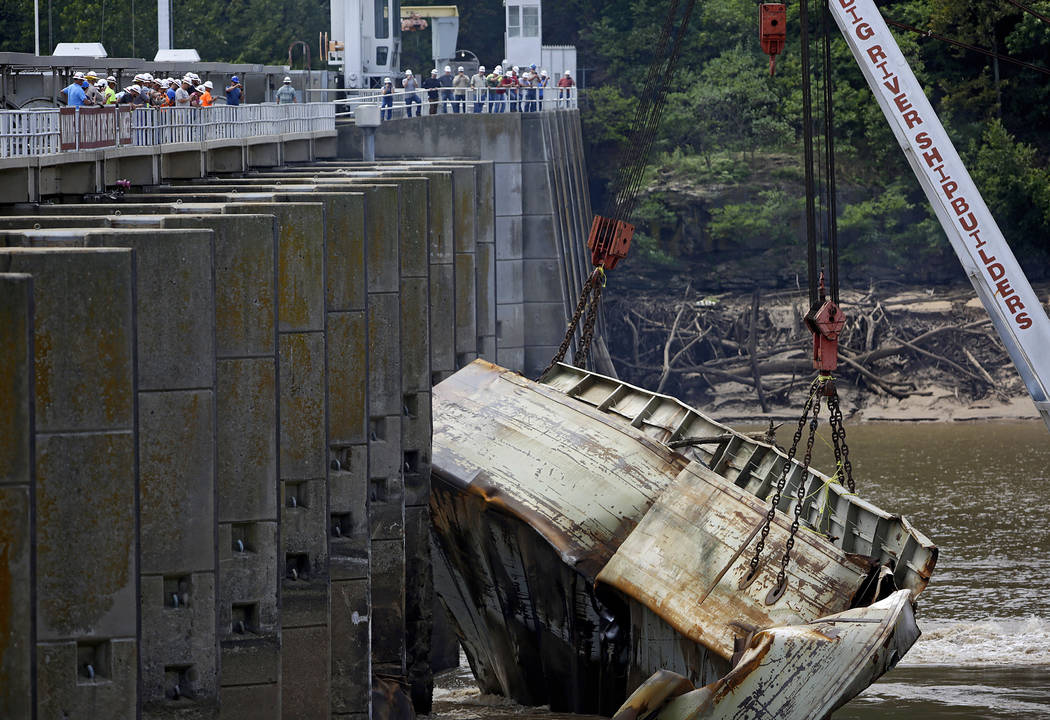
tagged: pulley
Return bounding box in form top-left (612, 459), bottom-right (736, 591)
top-left (760, 4), bottom-right (787, 76)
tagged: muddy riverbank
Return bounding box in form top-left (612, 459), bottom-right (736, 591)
top-left (600, 282), bottom-right (1049, 424)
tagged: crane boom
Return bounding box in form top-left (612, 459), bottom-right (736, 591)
top-left (829, 0), bottom-right (1050, 430)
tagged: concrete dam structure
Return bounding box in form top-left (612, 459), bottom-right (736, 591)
top-left (0, 110), bottom-right (598, 719)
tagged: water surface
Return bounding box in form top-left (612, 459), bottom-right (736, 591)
top-left (431, 421), bottom-right (1050, 719)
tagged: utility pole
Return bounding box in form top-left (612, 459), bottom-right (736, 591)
top-left (158, 0), bottom-right (172, 51)
top-left (34, 0), bottom-right (40, 55)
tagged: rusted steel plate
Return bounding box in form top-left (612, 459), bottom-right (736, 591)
top-left (596, 459), bottom-right (871, 660)
top-left (615, 589), bottom-right (920, 720)
top-left (432, 359), bottom-right (689, 581)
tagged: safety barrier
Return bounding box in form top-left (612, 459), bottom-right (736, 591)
top-left (329, 86), bottom-right (579, 119)
top-left (0, 102), bottom-right (336, 158)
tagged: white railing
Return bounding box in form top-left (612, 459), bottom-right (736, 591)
top-left (0, 109), bottom-right (62, 157)
top-left (325, 86), bottom-right (579, 119)
top-left (0, 103), bottom-right (336, 158)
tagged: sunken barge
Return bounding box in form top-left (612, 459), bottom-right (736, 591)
top-left (429, 360), bottom-right (936, 717)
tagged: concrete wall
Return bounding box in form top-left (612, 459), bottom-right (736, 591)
top-left (0, 110), bottom-right (599, 719)
top-left (337, 111), bottom-right (597, 377)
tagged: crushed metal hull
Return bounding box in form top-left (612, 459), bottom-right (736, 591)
top-left (614, 590), bottom-right (920, 720)
top-left (430, 360), bottom-right (937, 714)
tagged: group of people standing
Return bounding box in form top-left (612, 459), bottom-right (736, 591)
top-left (379, 64), bottom-right (576, 120)
top-left (60, 71), bottom-right (300, 109)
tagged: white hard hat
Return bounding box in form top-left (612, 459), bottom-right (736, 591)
top-left (73, 71), bottom-right (85, 80)
top-left (107, 75), bottom-right (116, 82)
top-left (444, 65), bottom-right (451, 72)
top-left (189, 73), bottom-right (199, 81)
top-left (564, 70), bottom-right (571, 75)
top-left (85, 70), bottom-right (99, 79)
top-left (457, 66), bottom-right (464, 72)
top-left (405, 69), bottom-right (413, 75)
top-left (384, 77), bottom-right (392, 83)
top-left (130, 84), bottom-right (141, 92)
top-left (142, 73), bottom-right (153, 81)
top-left (96, 79), bottom-right (107, 88)
top-left (494, 65), bottom-right (502, 73)
top-left (159, 79), bottom-right (170, 88)
top-left (283, 76), bottom-right (291, 83)
top-left (541, 70), bottom-right (549, 76)
top-left (512, 65), bottom-right (519, 72)
top-left (196, 85), bottom-right (205, 93)
top-left (431, 69), bottom-right (438, 74)
top-left (204, 80), bottom-right (214, 89)
top-left (479, 65), bottom-right (486, 72)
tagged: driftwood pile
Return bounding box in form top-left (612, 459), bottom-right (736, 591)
top-left (602, 283), bottom-right (1031, 416)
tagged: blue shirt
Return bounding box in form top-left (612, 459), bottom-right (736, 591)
top-left (226, 86), bottom-right (242, 106)
top-left (63, 82), bottom-right (87, 107)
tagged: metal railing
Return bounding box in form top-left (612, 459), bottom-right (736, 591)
top-left (328, 86), bottom-right (579, 119)
top-left (0, 102), bottom-right (336, 158)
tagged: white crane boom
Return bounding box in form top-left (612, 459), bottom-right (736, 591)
top-left (829, 0), bottom-right (1050, 430)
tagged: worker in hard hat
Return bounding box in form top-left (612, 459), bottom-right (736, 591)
top-left (557, 69), bottom-right (575, 107)
top-left (59, 72), bottom-right (88, 107)
top-left (438, 65), bottom-right (454, 113)
top-left (487, 65), bottom-right (505, 113)
top-left (452, 66), bottom-right (470, 113)
top-left (537, 69), bottom-right (549, 111)
top-left (402, 69), bottom-right (421, 117)
top-left (423, 69), bottom-right (441, 115)
top-left (470, 65), bottom-right (487, 114)
top-left (199, 81), bottom-right (214, 107)
top-left (225, 75), bottom-right (242, 106)
top-left (380, 77), bottom-right (394, 121)
top-left (276, 76), bottom-right (297, 104)
top-left (502, 67), bottom-right (518, 112)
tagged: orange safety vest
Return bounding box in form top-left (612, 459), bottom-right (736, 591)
top-left (200, 90), bottom-right (213, 107)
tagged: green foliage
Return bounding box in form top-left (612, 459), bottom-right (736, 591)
top-left (966, 119), bottom-right (1050, 276)
top-left (708, 189), bottom-right (804, 248)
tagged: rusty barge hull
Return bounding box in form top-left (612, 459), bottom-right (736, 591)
top-left (430, 360), bottom-right (937, 714)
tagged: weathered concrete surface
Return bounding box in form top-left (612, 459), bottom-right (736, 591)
top-left (0, 110), bottom-right (598, 718)
top-left (0, 273), bottom-right (34, 720)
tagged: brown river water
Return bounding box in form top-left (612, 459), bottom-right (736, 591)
top-left (427, 422), bottom-right (1050, 720)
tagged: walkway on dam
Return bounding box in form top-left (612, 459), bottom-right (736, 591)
top-left (0, 110), bottom-right (599, 719)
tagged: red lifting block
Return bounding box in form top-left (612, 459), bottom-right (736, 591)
top-left (760, 3), bottom-right (787, 75)
top-left (805, 298), bottom-right (847, 372)
top-left (587, 215), bottom-right (634, 270)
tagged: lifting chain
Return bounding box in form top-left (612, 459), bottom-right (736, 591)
top-left (538, 267), bottom-right (604, 379)
top-left (827, 385), bottom-right (855, 493)
top-left (744, 374), bottom-right (846, 604)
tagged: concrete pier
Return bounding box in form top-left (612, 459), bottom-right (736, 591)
top-left (0, 110), bottom-right (598, 719)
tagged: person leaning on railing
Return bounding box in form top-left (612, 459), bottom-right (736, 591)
top-left (59, 72), bottom-right (89, 107)
top-left (470, 65), bottom-right (487, 113)
top-left (487, 65), bottom-right (505, 113)
top-left (199, 81), bottom-right (214, 107)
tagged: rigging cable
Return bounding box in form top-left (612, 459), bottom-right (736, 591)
top-left (800, 0), bottom-right (820, 308)
top-left (822, 0), bottom-right (839, 304)
top-left (540, 0), bottom-right (700, 376)
top-left (884, 18), bottom-right (1050, 76)
top-left (1001, 0), bottom-right (1050, 27)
